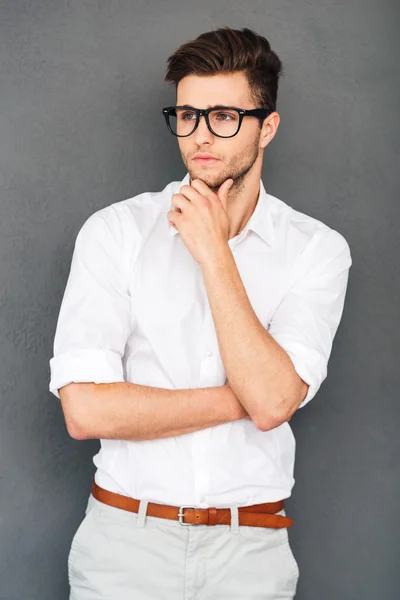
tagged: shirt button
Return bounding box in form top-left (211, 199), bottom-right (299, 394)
top-left (200, 496), bottom-right (205, 503)
top-left (206, 351), bottom-right (213, 357)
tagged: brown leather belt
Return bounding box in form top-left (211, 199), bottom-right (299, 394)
top-left (91, 480), bottom-right (293, 529)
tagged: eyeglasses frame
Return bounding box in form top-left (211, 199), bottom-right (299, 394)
top-left (162, 105), bottom-right (274, 138)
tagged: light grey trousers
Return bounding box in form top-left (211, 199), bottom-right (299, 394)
top-left (68, 493), bottom-right (299, 600)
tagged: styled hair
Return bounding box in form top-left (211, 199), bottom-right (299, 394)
top-left (164, 26), bottom-right (284, 117)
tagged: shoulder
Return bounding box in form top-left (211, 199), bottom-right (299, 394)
top-left (76, 177), bottom-right (179, 243)
top-left (72, 177), bottom-right (179, 269)
top-left (80, 178), bottom-right (176, 235)
top-left (267, 192), bottom-right (352, 269)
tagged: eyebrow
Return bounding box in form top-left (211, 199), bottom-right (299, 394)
top-left (178, 104), bottom-right (242, 110)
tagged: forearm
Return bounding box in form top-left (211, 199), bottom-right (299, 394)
top-left (201, 246), bottom-right (306, 430)
top-left (65, 381), bottom-right (249, 441)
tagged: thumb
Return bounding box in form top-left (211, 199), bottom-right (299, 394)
top-left (217, 178), bottom-right (233, 208)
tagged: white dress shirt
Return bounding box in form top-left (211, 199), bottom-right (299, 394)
top-left (49, 171), bottom-right (352, 507)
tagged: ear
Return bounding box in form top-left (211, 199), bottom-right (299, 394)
top-left (260, 111), bottom-right (280, 149)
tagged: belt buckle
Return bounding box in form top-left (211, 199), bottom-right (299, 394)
top-left (178, 505), bottom-right (196, 526)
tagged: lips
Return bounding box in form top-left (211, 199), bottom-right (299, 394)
top-left (193, 152), bottom-right (217, 159)
top-left (193, 155), bottom-right (220, 164)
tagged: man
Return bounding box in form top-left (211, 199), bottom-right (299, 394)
top-left (49, 26), bottom-right (352, 600)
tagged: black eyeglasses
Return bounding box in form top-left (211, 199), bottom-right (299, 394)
top-left (162, 105), bottom-right (273, 138)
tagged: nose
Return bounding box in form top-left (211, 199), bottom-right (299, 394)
top-left (193, 113), bottom-right (215, 145)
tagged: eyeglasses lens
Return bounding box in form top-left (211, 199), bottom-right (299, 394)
top-left (168, 108), bottom-right (240, 137)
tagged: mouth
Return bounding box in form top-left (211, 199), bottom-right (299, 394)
top-left (192, 157), bottom-right (220, 165)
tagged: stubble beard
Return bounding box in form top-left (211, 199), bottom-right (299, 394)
top-left (181, 135), bottom-right (261, 195)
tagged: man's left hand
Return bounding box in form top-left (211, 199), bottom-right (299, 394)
top-left (168, 178), bottom-right (234, 266)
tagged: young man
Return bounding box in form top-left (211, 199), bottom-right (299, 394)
top-left (49, 26), bottom-right (352, 600)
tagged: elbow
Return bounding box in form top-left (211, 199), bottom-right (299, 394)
top-left (64, 411), bottom-right (89, 440)
top-left (251, 397), bottom-right (294, 432)
top-left (67, 422), bottom-right (88, 440)
top-left (59, 383), bottom-right (92, 440)
top-left (252, 378), bottom-right (309, 432)
top-left (253, 411), bottom-right (288, 432)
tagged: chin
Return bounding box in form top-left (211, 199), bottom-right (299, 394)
top-left (189, 168), bottom-right (222, 187)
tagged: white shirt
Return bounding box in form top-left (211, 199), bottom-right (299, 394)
top-left (49, 171), bottom-right (352, 507)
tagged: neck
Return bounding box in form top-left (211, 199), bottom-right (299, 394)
top-left (226, 177), bottom-right (261, 240)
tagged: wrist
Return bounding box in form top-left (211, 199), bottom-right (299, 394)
top-left (224, 384), bottom-right (250, 421)
top-left (200, 242), bottom-right (232, 272)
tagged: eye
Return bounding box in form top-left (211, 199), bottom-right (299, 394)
top-left (181, 111), bottom-right (196, 121)
top-left (213, 112), bottom-right (237, 121)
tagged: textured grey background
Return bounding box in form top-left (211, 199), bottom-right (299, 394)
top-left (0, 1), bottom-right (399, 599)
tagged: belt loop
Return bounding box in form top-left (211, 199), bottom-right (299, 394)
top-left (230, 506), bottom-right (239, 534)
top-left (136, 499), bottom-right (149, 528)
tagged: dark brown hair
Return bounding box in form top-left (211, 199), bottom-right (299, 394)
top-left (164, 26), bottom-right (284, 118)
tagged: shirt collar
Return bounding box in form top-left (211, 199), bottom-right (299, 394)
top-left (168, 172), bottom-right (275, 247)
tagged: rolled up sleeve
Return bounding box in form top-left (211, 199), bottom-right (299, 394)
top-left (49, 208), bottom-right (133, 399)
top-left (268, 228), bottom-right (352, 409)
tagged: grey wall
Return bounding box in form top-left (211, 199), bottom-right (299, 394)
top-left (0, 1), bottom-right (399, 598)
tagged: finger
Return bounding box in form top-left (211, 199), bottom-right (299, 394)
top-left (179, 184), bottom-right (205, 207)
top-left (217, 178), bottom-right (233, 211)
top-left (171, 193), bottom-right (191, 213)
top-left (190, 179), bottom-right (214, 201)
top-left (167, 209), bottom-right (180, 228)
top-left (217, 178), bottom-right (234, 200)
